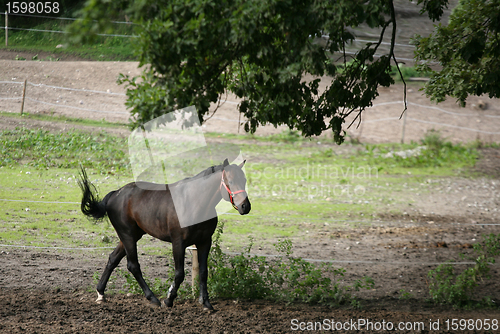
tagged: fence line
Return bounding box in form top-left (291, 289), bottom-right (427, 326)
top-left (1, 12), bottom-right (420, 59)
top-left (0, 244), bottom-right (114, 250)
top-left (28, 82), bottom-right (127, 96)
top-left (375, 100), bottom-right (500, 118)
top-left (0, 80), bottom-right (24, 85)
top-left (354, 39), bottom-right (414, 48)
top-left (0, 12), bottom-right (137, 25)
top-left (1, 79), bottom-right (499, 140)
top-left (4, 26), bottom-right (135, 38)
top-left (0, 79), bottom-right (129, 115)
top-left (0, 198), bottom-right (79, 204)
top-left (1, 11), bottom-right (137, 45)
top-left (210, 116), bottom-right (240, 123)
top-left (1, 197), bottom-right (499, 227)
top-left (407, 118), bottom-right (500, 135)
top-left (0, 80), bottom-right (126, 96)
top-left (25, 97), bottom-right (129, 115)
top-left (339, 50), bottom-right (417, 63)
top-left (361, 117), bottom-right (400, 124)
top-left (2, 12), bottom-right (413, 44)
top-left (7, 27), bottom-right (65, 34)
top-left (0, 243), bottom-right (484, 266)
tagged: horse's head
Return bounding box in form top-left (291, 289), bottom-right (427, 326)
top-left (220, 159), bottom-right (251, 215)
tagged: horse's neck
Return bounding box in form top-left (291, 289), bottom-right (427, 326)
top-left (169, 171), bottom-right (222, 227)
top-left (189, 171), bottom-right (221, 208)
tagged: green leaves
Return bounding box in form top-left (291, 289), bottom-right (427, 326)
top-left (70, 0), bottom-right (497, 143)
top-left (0, 128), bottom-right (128, 171)
top-left (415, 0), bottom-right (500, 106)
top-left (93, 0), bottom-right (402, 144)
top-left (427, 233), bottom-right (500, 308)
top-left (207, 223), bottom-right (373, 306)
top-left (416, 0), bottom-right (450, 22)
top-left (460, 36), bottom-right (486, 64)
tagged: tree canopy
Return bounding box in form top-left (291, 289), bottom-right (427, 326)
top-left (71, 0), bottom-right (451, 144)
top-left (415, 0), bottom-right (500, 106)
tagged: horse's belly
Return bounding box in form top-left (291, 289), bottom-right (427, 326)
top-left (136, 220), bottom-right (172, 242)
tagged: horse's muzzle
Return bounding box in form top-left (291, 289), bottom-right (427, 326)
top-left (238, 199), bottom-right (251, 215)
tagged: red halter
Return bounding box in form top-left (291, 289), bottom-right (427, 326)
top-left (221, 170), bottom-right (246, 210)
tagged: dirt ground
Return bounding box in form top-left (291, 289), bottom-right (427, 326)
top-left (1, 236), bottom-right (500, 334)
top-left (1, 5), bottom-right (500, 331)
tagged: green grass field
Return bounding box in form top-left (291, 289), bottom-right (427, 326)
top-left (0, 113), bottom-right (483, 253)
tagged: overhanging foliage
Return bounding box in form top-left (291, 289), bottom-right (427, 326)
top-left (70, 0), bottom-right (451, 144)
top-left (415, 0), bottom-right (500, 106)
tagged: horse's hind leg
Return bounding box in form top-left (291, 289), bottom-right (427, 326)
top-left (164, 242), bottom-right (185, 308)
top-left (196, 239), bottom-right (214, 311)
top-left (96, 241), bottom-right (126, 303)
top-left (121, 235), bottom-right (161, 307)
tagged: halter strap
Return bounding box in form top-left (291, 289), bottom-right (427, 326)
top-left (221, 170), bottom-right (246, 210)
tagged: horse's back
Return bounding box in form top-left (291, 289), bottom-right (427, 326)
top-left (105, 180), bottom-right (218, 244)
top-left (103, 182), bottom-right (175, 240)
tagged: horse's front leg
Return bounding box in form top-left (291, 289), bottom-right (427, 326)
top-left (196, 239), bottom-right (214, 311)
top-left (164, 242), bottom-right (185, 308)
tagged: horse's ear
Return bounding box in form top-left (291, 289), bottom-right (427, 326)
top-left (238, 160), bottom-right (246, 168)
top-left (223, 158), bottom-right (229, 167)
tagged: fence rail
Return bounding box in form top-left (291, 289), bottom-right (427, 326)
top-left (0, 79), bottom-right (129, 116)
top-left (1, 11), bottom-right (137, 46)
top-left (1, 12), bottom-right (136, 25)
top-left (0, 243), bottom-right (484, 266)
top-left (1, 78), bottom-right (500, 143)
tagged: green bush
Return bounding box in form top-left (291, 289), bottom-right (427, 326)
top-left (0, 128), bottom-right (128, 171)
top-left (428, 233), bottom-right (500, 308)
top-left (390, 65), bottom-right (430, 81)
top-left (388, 130), bottom-right (477, 168)
top-left (207, 223), bottom-right (374, 306)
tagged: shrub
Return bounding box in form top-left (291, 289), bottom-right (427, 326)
top-left (428, 233), bottom-right (500, 308)
top-left (207, 223), bottom-right (374, 306)
top-left (391, 130), bottom-right (477, 168)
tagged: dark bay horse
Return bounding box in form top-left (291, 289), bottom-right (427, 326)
top-left (77, 159), bottom-right (250, 310)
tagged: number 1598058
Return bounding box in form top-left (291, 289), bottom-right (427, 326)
top-left (6, 2), bottom-right (60, 14)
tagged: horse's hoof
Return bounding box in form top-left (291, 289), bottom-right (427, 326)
top-left (202, 301), bottom-right (214, 311)
top-left (149, 297), bottom-right (161, 307)
top-left (198, 296), bottom-right (213, 311)
top-left (163, 299), bottom-right (174, 308)
top-left (150, 300), bottom-right (161, 307)
top-left (96, 291), bottom-right (106, 304)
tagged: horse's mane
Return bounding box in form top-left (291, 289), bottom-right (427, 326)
top-left (176, 162), bottom-right (224, 184)
top-left (202, 164), bottom-right (225, 176)
top-left (135, 162), bottom-right (226, 189)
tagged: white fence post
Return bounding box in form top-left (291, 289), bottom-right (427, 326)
top-left (187, 246), bottom-right (199, 295)
top-left (401, 109), bottom-right (408, 144)
top-left (5, 11), bottom-right (8, 47)
top-left (20, 79), bottom-right (27, 115)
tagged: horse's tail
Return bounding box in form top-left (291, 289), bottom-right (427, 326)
top-left (77, 167), bottom-right (113, 221)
